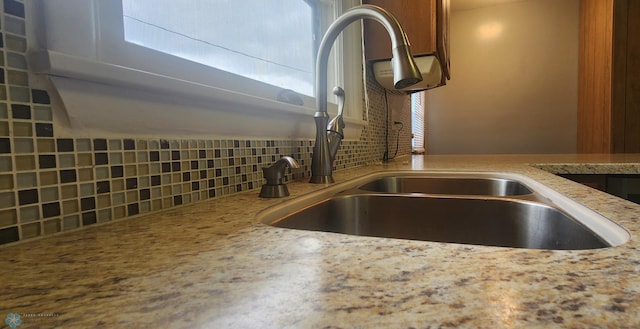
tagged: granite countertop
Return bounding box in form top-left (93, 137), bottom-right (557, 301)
top-left (2, 154), bottom-right (640, 328)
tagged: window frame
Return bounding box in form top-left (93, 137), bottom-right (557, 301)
top-left (27, 0), bottom-right (365, 138)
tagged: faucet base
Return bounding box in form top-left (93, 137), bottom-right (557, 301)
top-left (310, 175), bottom-right (334, 184)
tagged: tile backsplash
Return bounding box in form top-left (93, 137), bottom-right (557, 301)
top-left (0, 0), bottom-right (412, 245)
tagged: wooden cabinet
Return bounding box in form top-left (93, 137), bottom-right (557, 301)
top-left (363, 0), bottom-right (450, 86)
top-left (578, 0), bottom-right (640, 153)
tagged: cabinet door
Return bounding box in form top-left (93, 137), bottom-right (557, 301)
top-left (363, 0), bottom-right (437, 61)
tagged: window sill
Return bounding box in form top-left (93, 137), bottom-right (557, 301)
top-left (29, 50), bottom-right (365, 139)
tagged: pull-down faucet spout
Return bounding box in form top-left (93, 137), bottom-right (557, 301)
top-left (309, 5), bottom-right (423, 184)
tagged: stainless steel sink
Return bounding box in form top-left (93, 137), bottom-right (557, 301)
top-left (259, 171), bottom-right (630, 250)
top-left (358, 176), bottom-right (532, 196)
top-left (269, 194), bottom-right (607, 250)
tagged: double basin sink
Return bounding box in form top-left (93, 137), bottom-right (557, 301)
top-left (259, 171), bottom-right (630, 250)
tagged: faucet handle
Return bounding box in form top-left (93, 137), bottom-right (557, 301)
top-left (327, 86), bottom-right (346, 135)
top-left (333, 86), bottom-right (345, 116)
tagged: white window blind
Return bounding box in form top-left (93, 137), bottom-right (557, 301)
top-left (411, 91), bottom-right (426, 153)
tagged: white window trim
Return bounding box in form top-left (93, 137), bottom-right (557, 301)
top-left (27, 0), bottom-right (365, 139)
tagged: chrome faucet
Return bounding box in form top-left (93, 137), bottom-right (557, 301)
top-left (310, 4), bottom-right (423, 184)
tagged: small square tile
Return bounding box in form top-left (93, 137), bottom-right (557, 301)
top-left (95, 153), bottom-right (108, 165)
top-left (16, 172), bottom-right (36, 188)
top-left (5, 54), bottom-right (30, 70)
top-left (12, 122), bottom-right (32, 136)
top-left (140, 189), bottom-right (151, 200)
top-left (98, 209), bottom-right (111, 223)
top-left (59, 170), bottom-right (77, 183)
top-left (138, 164), bottom-right (149, 175)
top-left (58, 154), bottom-right (75, 168)
top-left (37, 139), bottom-right (55, 152)
top-left (82, 211), bottom-right (97, 226)
top-left (18, 189), bottom-right (38, 205)
top-left (78, 168), bottom-right (93, 181)
top-left (109, 152), bottom-right (123, 164)
top-left (35, 123), bottom-right (54, 137)
top-left (124, 139), bottom-right (135, 150)
top-left (113, 206), bottom-right (126, 219)
top-left (0, 122), bottom-right (9, 136)
top-left (93, 139), bottom-right (107, 151)
top-left (77, 153), bottom-right (92, 166)
top-left (96, 167), bottom-right (109, 180)
top-left (124, 152), bottom-right (136, 164)
top-left (0, 138), bottom-right (11, 153)
top-left (63, 215), bottom-right (80, 231)
top-left (172, 162), bottom-right (181, 172)
top-left (111, 166), bottom-right (124, 178)
top-left (62, 199), bottom-right (79, 214)
top-left (0, 174), bottom-right (13, 190)
top-left (19, 205), bottom-right (39, 222)
top-left (56, 138), bottom-right (74, 152)
top-left (79, 183), bottom-right (94, 197)
top-left (127, 203), bottom-right (139, 216)
top-left (7, 70), bottom-right (28, 86)
top-left (15, 155), bottom-right (36, 171)
top-left (43, 219), bottom-right (61, 235)
top-left (42, 202), bottom-right (61, 218)
top-left (21, 222), bottom-right (41, 239)
top-left (76, 139), bottom-right (91, 152)
top-left (34, 106), bottom-right (53, 121)
top-left (126, 178), bottom-right (137, 189)
top-left (39, 171), bottom-right (58, 186)
top-left (11, 104), bottom-right (30, 119)
top-left (31, 89), bottom-right (50, 104)
top-left (97, 195), bottom-right (111, 208)
top-left (96, 181), bottom-right (110, 194)
top-left (13, 138), bottom-right (34, 153)
top-left (0, 226), bottom-right (19, 244)
top-left (0, 209), bottom-right (17, 227)
top-left (80, 197), bottom-right (95, 211)
top-left (40, 186), bottom-right (58, 202)
top-left (125, 165), bottom-right (136, 177)
top-left (137, 140), bottom-right (148, 150)
top-left (60, 184), bottom-right (77, 199)
top-left (109, 139), bottom-right (122, 150)
top-left (112, 179), bottom-right (124, 192)
top-left (126, 190), bottom-right (138, 202)
top-left (38, 155), bottom-right (56, 169)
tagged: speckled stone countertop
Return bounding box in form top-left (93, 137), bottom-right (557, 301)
top-left (2, 154), bottom-right (640, 328)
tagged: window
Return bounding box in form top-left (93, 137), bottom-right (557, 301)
top-left (411, 91), bottom-right (426, 153)
top-left (29, 0), bottom-right (365, 137)
top-left (122, 0), bottom-right (315, 96)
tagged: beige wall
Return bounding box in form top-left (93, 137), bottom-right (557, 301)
top-left (427, 0), bottom-right (578, 154)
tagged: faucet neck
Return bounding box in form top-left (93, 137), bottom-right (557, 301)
top-left (314, 4), bottom-right (418, 116)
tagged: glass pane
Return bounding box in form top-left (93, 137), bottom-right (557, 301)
top-left (123, 0), bottom-right (315, 96)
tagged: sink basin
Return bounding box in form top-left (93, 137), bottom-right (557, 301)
top-left (358, 176), bottom-right (532, 196)
top-left (269, 194), bottom-right (607, 250)
top-left (259, 171), bottom-right (630, 250)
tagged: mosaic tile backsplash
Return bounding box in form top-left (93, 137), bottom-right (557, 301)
top-left (0, 0), bottom-right (413, 245)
